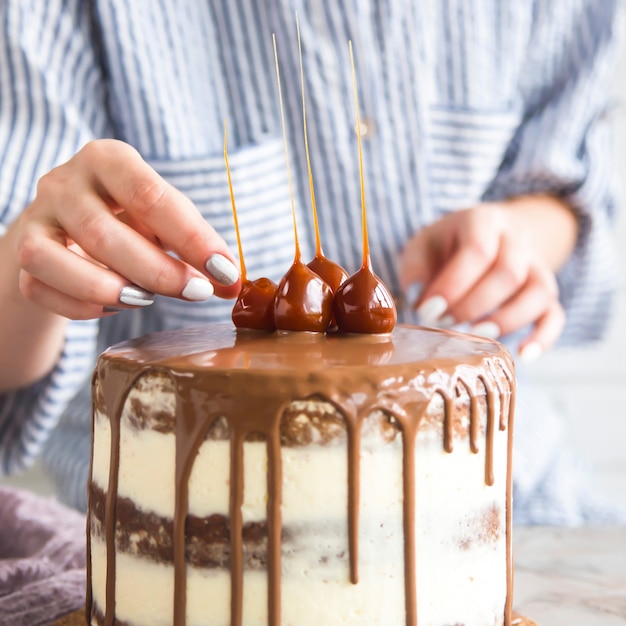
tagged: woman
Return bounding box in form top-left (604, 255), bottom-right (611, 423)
top-left (0, 0), bottom-right (622, 523)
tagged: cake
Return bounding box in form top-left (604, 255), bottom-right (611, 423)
top-left (87, 322), bottom-right (515, 626)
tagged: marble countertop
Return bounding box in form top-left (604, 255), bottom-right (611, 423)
top-left (514, 527), bottom-right (626, 625)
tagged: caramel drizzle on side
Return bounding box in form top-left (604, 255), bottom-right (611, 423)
top-left (89, 349), bottom-right (514, 626)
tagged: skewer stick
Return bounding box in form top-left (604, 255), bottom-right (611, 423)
top-left (223, 120), bottom-right (247, 283)
top-left (349, 40), bottom-right (371, 269)
top-left (273, 33), bottom-right (301, 262)
top-left (296, 13), bottom-right (322, 257)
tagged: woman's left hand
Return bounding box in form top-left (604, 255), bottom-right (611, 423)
top-left (399, 197), bottom-right (578, 361)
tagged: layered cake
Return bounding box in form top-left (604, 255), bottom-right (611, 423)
top-left (87, 322), bottom-right (515, 626)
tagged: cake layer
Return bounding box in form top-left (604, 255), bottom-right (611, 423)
top-left (91, 395), bottom-right (495, 522)
top-left (89, 505), bottom-right (505, 626)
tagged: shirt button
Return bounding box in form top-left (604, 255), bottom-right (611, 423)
top-left (354, 118), bottom-right (376, 139)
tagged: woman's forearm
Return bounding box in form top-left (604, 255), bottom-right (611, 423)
top-left (0, 217), bottom-right (67, 393)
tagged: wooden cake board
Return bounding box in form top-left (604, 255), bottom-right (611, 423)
top-left (52, 609), bottom-right (538, 625)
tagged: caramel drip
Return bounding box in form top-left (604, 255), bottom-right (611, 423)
top-left (89, 325), bottom-right (515, 626)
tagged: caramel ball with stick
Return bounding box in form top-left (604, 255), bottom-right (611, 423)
top-left (334, 265), bottom-right (396, 334)
top-left (274, 261), bottom-right (333, 332)
top-left (232, 277), bottom-right (278, 331)
top-left (335, 42), bottom-right (397, 334)
top-left (224, 121), bottom-right (277, 331)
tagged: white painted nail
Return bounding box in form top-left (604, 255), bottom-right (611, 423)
top-left (119, 285), bottom-right (155, 307)
top-left (519, 342), bottom-right (543, 363)
top-left (436, 314), bottom-right (457, 330)
top-left (470, 321), bottom-right (501, 340)
top-left (182, 277), bottom-right (214, 301)
top-left (205, 254), bottom-right (239, 286)
top-left (416, 295), bottom-right (448, 326)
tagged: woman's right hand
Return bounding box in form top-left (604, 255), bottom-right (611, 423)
top-left (13, 139), bottom-right (241, 321)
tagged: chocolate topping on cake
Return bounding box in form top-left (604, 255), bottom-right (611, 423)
top-left (87, 323), bottom-right (515, 626)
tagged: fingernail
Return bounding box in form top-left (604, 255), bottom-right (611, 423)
top-left (417, 295), bottom-right (448, 326)
top-left (519, 342), bottom-right (542, 363)
top-left (119, 285), bottom-right (155, 307)
top-left (436, 314), bottom-right (457, 329)
top-left (205, 254), bottom-right (239, 286)
top-left (182, 277), bottom-right (215, 301)
top-left (470, 321), bottom-right (501, 340)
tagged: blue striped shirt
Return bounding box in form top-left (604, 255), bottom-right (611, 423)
top-left (0, 0), bottom-right (623, 524)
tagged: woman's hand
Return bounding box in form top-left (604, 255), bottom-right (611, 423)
top-left (0, 139), bottom-right (241, 391)
top-left (399, 196), bottom-right (578, 361)
top-left (12, 139), bottom-right (240, 320)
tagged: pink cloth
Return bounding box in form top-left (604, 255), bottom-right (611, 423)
top-left (0, 487), bottom-right (86, 626)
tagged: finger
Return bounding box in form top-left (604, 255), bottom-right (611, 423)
top-left (17, 220), bottom-right (214, 305)
top-left (19, 271), bottom-right (116, 320)
top-left (50, 195), bottom-right (216, 302)
top-left (518, 302), bottom-right (566, 362)
top-left (77, 140), bottom-right (240, 297)
top-left (448, 239), bottom-right (530, 324)
top-left (415, 238), bottom-right (499, 325)
top-left (485, 266), bottom-right (558, 336)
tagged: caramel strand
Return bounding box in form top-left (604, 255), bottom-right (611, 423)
top-left (273, 33), bottom-right (300, 262)
top-left (224, 120), bottom-right (247, 282)
top-left (296, 13), bottom-right (321, 259)
top-left (349, 41), bottom-right (370, 270)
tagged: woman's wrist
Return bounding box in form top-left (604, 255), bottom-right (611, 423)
top-left (498, 194), bottom-right (579, 273)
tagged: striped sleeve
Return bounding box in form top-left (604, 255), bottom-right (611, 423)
top-left (484, 0), bottom-right (623, 346)
top-left (0, 1), bottom-right (111, 473)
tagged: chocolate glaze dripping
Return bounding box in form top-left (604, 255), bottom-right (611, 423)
top-left (173, 378), bottom-right (224, 625)
top-left (346, 408), bottom-right (362, 585)
top-left (97, 367), bottom-right (147, 626)
top-left (89, 326), bottom-right (515, 626)
top-left (481, 375), bottom-right (497, 487)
